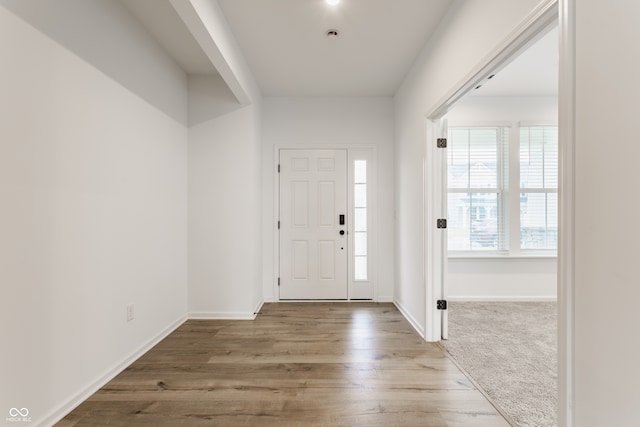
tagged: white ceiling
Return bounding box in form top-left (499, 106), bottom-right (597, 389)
top-left (217, 0), bottom-right (453, 96)
top-left (470, 26), bottom-right (558, 98)
top-left (119, 0), bottom-right (556, 99)
top-left (120, 0), bottom-right (219, 75)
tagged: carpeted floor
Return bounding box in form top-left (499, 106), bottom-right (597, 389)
top-left (440, 302), bottom-right (557, 427)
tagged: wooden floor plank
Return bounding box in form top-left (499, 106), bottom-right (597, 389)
top-left (57, 303), bottom-right (509, 426)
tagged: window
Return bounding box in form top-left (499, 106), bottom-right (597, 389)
top-left (520, 126), bottom-right (558, 250)
top-left (447, 127), bottom-right (509, 251)
top-left (353, 160), bottom-right (367, 280)
top-left (447, 125), bottom-right (558, 255)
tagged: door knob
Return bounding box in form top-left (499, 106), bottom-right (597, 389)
top-left (339, 230), bottom-right (345, 235)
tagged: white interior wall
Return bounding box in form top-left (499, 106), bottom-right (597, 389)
top-left (573, 2), bottom-right (640, 424)
top-left (0, 3), bottom-right (188, 425)
top-left (188, 75), bottom-right (263, 318)
top-left (393, 0), bottom-right (542, 333)
top-left (444, 96), bottom-right (558, 300)
top-left (261, 97), bottom-right (395, 302)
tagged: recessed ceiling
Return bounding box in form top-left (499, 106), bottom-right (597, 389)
top-left (217, 0), bottom-right (453, 96)
top-left (471, 26), bottom-right (559, 97)
top-left (120, 0), bottom-right (219, 75)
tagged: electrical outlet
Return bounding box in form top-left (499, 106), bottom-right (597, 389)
top-left (126, 304), bottom-right (134, 322)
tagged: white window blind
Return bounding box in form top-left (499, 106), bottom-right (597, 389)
top-left (447, 127), bottom-right (509, 251)
top-left (520, 126), bottom-right (558, 250)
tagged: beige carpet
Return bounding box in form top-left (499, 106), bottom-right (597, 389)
top-left (440, 302), bottom-right (557, 427)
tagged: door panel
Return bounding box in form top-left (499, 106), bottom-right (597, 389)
top-left (280, 149), bottom-right (348, 299)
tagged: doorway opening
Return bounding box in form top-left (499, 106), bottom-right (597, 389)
top-left (425, 5), bottom-right (560, 427)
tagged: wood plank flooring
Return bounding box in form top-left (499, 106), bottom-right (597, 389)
top-left (57, 303), bottom-right (510, 426)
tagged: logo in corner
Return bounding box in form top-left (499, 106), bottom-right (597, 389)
top-left (9, 409), bottom-right (28, 417)
top-left (7, 408), bottom-right (31, 423)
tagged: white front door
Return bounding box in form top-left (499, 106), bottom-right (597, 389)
top-left (279, 149), bottom-right (348, 299)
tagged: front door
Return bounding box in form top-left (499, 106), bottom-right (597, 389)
top-left (279, 149), bottom-right (348, 299)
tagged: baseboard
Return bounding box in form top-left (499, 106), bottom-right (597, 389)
top-left (447, 296), bottom-right (558, 302)
top-left (253, 299), bottom-right (265, 315)
top-left (189, 310), bottom-right (258, 320)
top-left (41, 313), bottom-right (187, 427)
top-left (393, 299), bottom-right (425, 338)
top-left (263, 296), bottom-right (276, 303)
top-left (377, 295), bottom-right (393, 303)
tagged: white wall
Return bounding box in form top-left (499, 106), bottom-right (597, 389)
top-left (393, 0), bottom-right (543, 333)
top-left (185, 0), bottom-right (264, 320)
top-left (573, 2), bottom-right (640, 425)
top-left (261, 97), bottom-right (395, 302)
top-left (0, 3), bottom-right (188, 425)
top-left (188, 78), bottom-right (263, 319)
top-left (445, 96), bottom-right (558, 300)
top-left (445, 95), bottom-right (557, 124)
top-left (448, 258), bottom-right (556, 300)
top-left (0, 0), bottom-right (188, 125)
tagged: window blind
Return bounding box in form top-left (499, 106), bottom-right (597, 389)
top-left (447, 127), bottom-right (509, 251)
top-left (519, 126), bottom-right (558, 250)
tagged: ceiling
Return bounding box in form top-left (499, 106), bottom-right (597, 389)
top-left (470, 26), bottom-right (558, 98)
top-left (217, 0), bottom-right (453, 96)
top-left (120, 0), bottom-right (556, 99)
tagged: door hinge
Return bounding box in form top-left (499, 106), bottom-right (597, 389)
top-left (437, 219), bottom-right (447, 229)
top-left (437, 138), bottom-right (447, 148)
top-left (278, 277), bottom-right (280, 287)
top-left (278, 220), bottom-right (280, 229)
top-left (437, 300), bottom-right (447, 310)
top-left (278, 164), bottom-right (280, 173)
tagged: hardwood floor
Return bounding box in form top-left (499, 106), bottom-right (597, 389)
top-left (57, 303), bottom-right (510, 426)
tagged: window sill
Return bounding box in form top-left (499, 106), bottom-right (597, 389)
top-left (448, 251), bottom-right (557, 260)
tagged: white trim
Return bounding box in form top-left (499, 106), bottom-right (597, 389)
top-left (377, 296), bottom-right (394, 303)
top-left (188, 311), bottom-right (258, 320)
top-left (447, 296), bottom-right (557, 302)
top-left (253, 299), bottom-right (265, 316)
top-left (448, 254), bottom-right (557, 260)
top-left (393, 300), bottom-right (425, 337)
top-left (41, 314), bottom-right (187, 427)
top-left (424, 120), bottom-right (443, 342)
top-left (264, 296), bottom-right (276, 303)
top-left (267, 300), bottom-right (374, 304)
top-left (557, 0), bottom-right (575, 425)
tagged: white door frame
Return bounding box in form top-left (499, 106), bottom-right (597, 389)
top-left (422, 0), bottom-right (575, 426)
top-left (273, 144), bottom-right (378, 302)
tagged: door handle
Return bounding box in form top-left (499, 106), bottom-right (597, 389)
top-left (339, 214), bottom-right (345, 225)
top-left (339, 230), bottom-right (345, 236)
